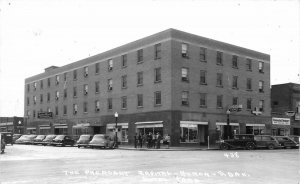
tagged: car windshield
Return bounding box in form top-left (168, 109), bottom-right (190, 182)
top-left (54, 135), bottom-right (65, 140)
top-left (44, 135), bottom-right (56, 140)
top-left (92, 135), bottom-right (105, 140)
top-left (79, 135), bottom-right (91, 140)
top-left (36, 135), bottom-right (45, 139)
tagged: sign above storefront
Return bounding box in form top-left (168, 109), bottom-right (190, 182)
top-left (295, 113), bottom-right (300, 121)
top-left (272, 118), bottom-right (290, 125)
top-left (38, 112), bottom-right (53, 119)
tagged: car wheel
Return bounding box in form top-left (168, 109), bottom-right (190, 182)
top-left (267, 144), bottom-right (275, 150)
top-left (78, 146), bottom-right (80, 148)
top-left (220, 144), bottom-right (229, 150)
top-left (246, 142), bottom-right (255, 150)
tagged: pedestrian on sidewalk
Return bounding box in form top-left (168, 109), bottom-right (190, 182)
top-left (147, 132), bottom-right (152, 148)
top-left (156, 132), bottom-right (162, 149)
top-left (134, 133), bottom-right (138, 148)
top-left (152, 133), bottom-right (157, 149)
top-left (164, 134), bottom-right (170, 148)
top-left (143, 133), bottom-right (147, 148)
top-left (138, 133), bottom-right (143, 148)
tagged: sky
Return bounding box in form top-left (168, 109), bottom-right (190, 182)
top-left (0, 0), bottom-right (299, 117)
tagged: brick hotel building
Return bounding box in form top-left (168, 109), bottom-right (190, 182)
top-left (24, 29), bottom-right (271, 146)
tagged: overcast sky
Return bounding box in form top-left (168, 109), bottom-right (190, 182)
top-left (0, 0), bottom-right (299, 117)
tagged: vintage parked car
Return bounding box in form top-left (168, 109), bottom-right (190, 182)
top-left (13, 134), bottom-right (22, 144)
top-left (254, 135), bottom-right (283, 149)
top-left (32, 135), bottom-right (46, 145)
top-left (0, 132), bottom-right (13, 145)
top-left (273, 136), bottom-right (299, 149)
top-left (289, 135), bottom-right (300, 144)
top-left (77, 134), bottom-right (93, 148)
top-left (219, 134), bottom-right (256, 150)
top-left (15, 135), bottom-right (37, 144)
top-left (51, 135), bottom-right (75, 147)
top-left (41, 135), bottom-right (57, 146)
top-left (89, 134), bottom-right (114, 149)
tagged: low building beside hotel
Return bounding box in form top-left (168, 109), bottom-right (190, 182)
top-left (24, 29), bottom-right (271, 146)
top-left (0, 117), bottom-right (24, 134)
top-left (271, 83), bottom-right (300, 135)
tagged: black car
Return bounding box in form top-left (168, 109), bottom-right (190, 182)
top-left (219, 134), bottom-right (256, 150)
top-left (51, 135), bottom-right (75, 147)
top-left (274, 136), bottom-right (298, 149)
top-left (77, 134), bottom-right (93, 148)
top-left (0, 132), bottom-right (13, 145)
top-left (32, 135), bottom-right (46, 145)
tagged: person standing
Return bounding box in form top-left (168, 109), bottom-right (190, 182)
top-left (164, 134), bottom-right (170, 148)
top-left (152, 133), bottom-right (157, 149)
top-left (138, 133), bottom-right (143, 148)
top-left (147, 132), bottom-right (152, 148)
top-left (134, 133), bottom-right (138, 148)
top-left (156, 133), bottom-right (162, 149)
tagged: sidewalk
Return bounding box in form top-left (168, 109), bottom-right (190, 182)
top-left (117, 144), bottom-right (219, 151)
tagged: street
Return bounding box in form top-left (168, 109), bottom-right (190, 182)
top-left (0, 145), bottom-right (299, 184)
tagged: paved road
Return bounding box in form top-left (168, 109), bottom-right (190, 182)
top-left (0, 145), bottom-right (299, 184)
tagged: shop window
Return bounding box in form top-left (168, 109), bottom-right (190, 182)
top-left (180, 126), bottom-right (198, 143)
top-left (246, 126), bottom-right (265, 135)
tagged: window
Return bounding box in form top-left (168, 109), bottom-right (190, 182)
top-left (55, 106), bottom-right (58, 116)
top-left (232, 76), bottom-right (238, 89)
top-left (181, 68), bottom-right (189, 82)
top-left (40, 80), bottom-right (43, 89)
top-left (217, 73), bottom-right (223, 87)
top-left (137, 72), bottom-right (143, 86)
top-left (27, 97), bottom-right (30, 106)
top-left (273, 101), bottom-right (279, 106)
top-left (259, 81), bottom-right (264, 92)
top-left (83, 102), bottom-right (88, 113)
top-left (246, 58), bottom-right (252, 71)
top-left (63, 105), bottom-right (67, 115)
top-left (108, 98), bottom-right (112, 110)
top-left (47, 78), bottom-right (51, 87)
top-left (217, 95), bottom-right (223, 108)
top-left (247, 78), bottom-right (252, 90)
top-left (154, 91), bottom-right (161, 105)
top-left (232, 97), bottom-right (238, 105)
top-left (137, 49), bottom-right (143, 63)
top-left (33, 82), bottom-right (37, 91)
top-left (47, 107), bottom-right (51, 112)
top-left (122, 96), bottom-right (127, 109)
top-left (200, 93), bottom-right (207, 107)
top-left (55, 91), bottom-right (59, 100)
top-left (122, 75), bottom-right (127, 88)
top-left (154, 67), bottom-right (161, 82)
top-left (95, 63), bottom-right (100, 74)
top-left (64, 73), bottom-right (67, 81)
top-left (259, 100), bottom-right (264, 111)
top-left (55, 75), bottom-right (59, 85)
top-left (232, 55), bottom-right (238, 68)
top-left (73, 70), bottom-right (77, 80)
top-left (216, 51), bottom-right (223, 65)
top-left (95, 82), bottom-right (100, 93)
top-left (33, 96), bottom-right (37, 104)
top-left (64, 88), bottom-right (67, 99)
top-left (259, 61), bottom-right (264, 73)
top-left (247, 98), bottom-right (252, 110)
top-left (200, 70), bottom-right (207, 85)
top-left (83, 84), bottom-right (88, 95)
top-left (137, 94), bottom-right (143, 107)
top-left (155, 43), bottom-right (161, 59)
top-left (27, 84), bottom-right (30, 92)
top-left (33, 110), bottom-right (36, 118)
top-left (47, 93), bottom-right (50, 102)
top-left (73, 87), bottom-right (77, 98)
top-left (73, 104), bottom-right (78, 115)
top-left (108, 59), bottom-right (113, 71)
top-left (84, 66), bottom-right (88, 77)
top-left (108, 79), bottom-right (113, 91)
top-left (181, 43), bottom-right (188, 58)
top-left (95, 100), bottom-right (100, 112)
top-left (121, 54), bottom-right (127, 68)
top-left (182, 91), bottom-right (189, 106)
top-left (40, 94), bottom-right (43, 103)
top-left (180, 124), bottom-right (198, 143)
top-left (199, 47), bottom-right (206, 62)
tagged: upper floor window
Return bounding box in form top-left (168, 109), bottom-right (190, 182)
top-left (55, 75), bottom-right (59, 85)
top-left (181, 68), bottom-right (189, 82)
top-left (27, 97), bottom-right (30, 106)
top-left (47, 107), bottom-right (51, 113)
top-left (154, 91), bottom-right (161, 106)
top-left (40, 94), bottom-right (43, 103)
top-left (199, 47), bottom-right (206, 62)
top-left (232, 97), bottom-right (238, 105)
top-left (122, 54), bottom-right (127, 68)
top-left (108, 59), bottom-right (113, 71)
top-left (232, 55), bottom-right (238, 68)
top-left (108, 79), bottom-right (113, 91)
top-left (155, 43), bottom-right (161, 59)
top-left (108, 98), bottom-right (113, 110)
top-left (247, 98), bottom-right (252, 110)
top-left (33, 96), bottom-right (37, 104)
top-left (259, 81), bottom-right (264, 93)
top-left (47, 93), bottom-right (50, 102)
top-left (64, 73), bottom-right (67, 81)
top-left (55, 91), bottom-right (59, 101)
top-left (84, 66), bottom-right (88, 77)
top-left (181, 43), bottom-right (189, 58)
top-left (137, 94), bottom-right (143, 107)
top-left (259, 100), bottom-right (264, 111)
top-left (247, 78), bottom-right (252, 90)
top-left (27, 84), bottom-right (30, 92)
top-left (122, 96), bottom-right (127, 109)
top-left (137, 72), bottom-right (143, 86)
top-left (73, 87), bottom-right (77, 98)
top-left (64, 88), bottom-right (67, 99)
top-left (95, 81), bottom-right (100, 93)
top-left (95, 100), bottom-right (100, 112)
top-left (246, 58), bottom-right (252, 71)
top-left (63, 105), bottom-right (67, 115)
top-left (47, 78), bottom-right (51, 87)
top-left (95, 63), bottom-right (100, 74)
top-left (33, 82), bottom-right (37, 91)
top-left (217, 73), bottom-right (223, 87)
top-left (232, 76), bottom-right (238, 89)
top-left (199, 93), bottom-right (207, 107)
top-left (217, 95), bottom-right (223, 108)
top-left (83, 84), bottom-right (88, 95)
top-left (181, 91), bottom-right (189, 106)
top-left (73, 104), bottom-right (78, 115)
top-left (154, 67), bottom-right (161, 82)
top-left (40, 80), bottom-right (43, 90)
top-left (200, 70), bottom-right (207, 85)
top-left (216, 51), bottom-right (223, 65)
top-left (55, 106), bottom-right (59, 116)
top-left (73, 70), bottom-right (77, 80)
top-left (259, 61), bottom-right (264, 73)
top-left (122, 75), bottom-right (127, 88)
top-left (83, 102), bottom-right (88, 113)
top-left (137, 49), bottom-right (143, 63)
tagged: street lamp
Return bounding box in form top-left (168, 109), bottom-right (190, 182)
top-left (225, 109), bottom-right (231, 140)
top-left (114, 112), bottom-right (118, 148)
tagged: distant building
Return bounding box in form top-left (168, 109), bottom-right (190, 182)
top-left (0, 117), bottom-right (24, 134)
top-left (271, 83), bottom-right (300, 135)
top-left (24, 28), bottom-right (271, 146)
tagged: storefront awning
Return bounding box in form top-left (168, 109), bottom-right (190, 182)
top-left (216, 122), bottom-right (239, 126)
top-left (136, 124), bottom-right (163, 128)
top-left (107, 123), bottom-right (128, 129)
top-left (135, 121), bottom-right (163, 125)
top-left (72, 123), bottom-right (90, 128)
top-left (54, 124), bottom-right (68, 128)
top-left (27, 127), bottom-right (36, 130)
top-left (0, 122), bottom-right (13, 126)
top-left (246, 124), bottom-right (265, 127)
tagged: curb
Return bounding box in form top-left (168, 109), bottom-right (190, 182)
top-left (117, 147), bottom-right (220, 151)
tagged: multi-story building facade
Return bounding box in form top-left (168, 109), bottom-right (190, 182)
top-left (271, 83), bottom-right (300, 136)
top-left (24, 29), bottom-right (271, 146)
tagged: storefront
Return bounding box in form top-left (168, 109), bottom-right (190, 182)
top-left (26, 127), bottom-right (36, 134)
top-left (179, 121), bottom-right (208, 144)
top-left (72, 123), bottom-right (92, 136)
top-left (216, 122), bottom-right (240, 139)
top-left (106, 123), bottom-right (128, 143)
top-left (0, 122), bottom-right (14, 132)
top-left (271, 117), bottom-right (290, 136)
top-left (53, 124), bottom-right (68, 135)
top-left (135, 121), bottom-right (163, 136)
top-left (39, 125), bottom-right (51, 135)
top-left (246, 124), bottom-right (266, 135)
